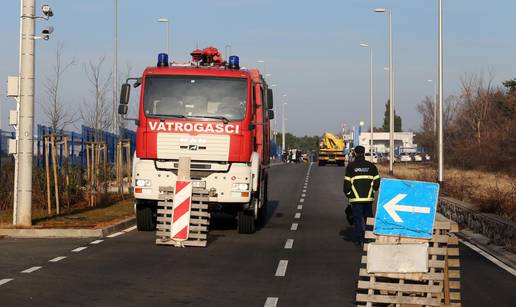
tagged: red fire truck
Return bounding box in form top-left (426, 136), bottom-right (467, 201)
top-left (118, 47), bottom-right (274, 234)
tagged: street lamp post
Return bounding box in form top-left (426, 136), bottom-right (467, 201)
top-left (437, 0), bottom-right (444, 185)
top-left (113, 0), bottom-right (118, 134)
top-left (282, 95), bottom-right (287, 156)
top-left (360, 43), bottom-right (374, 159)
top-left (375, 8), bottom-right (394, 175)
top-left (157, 18), bottom-right (170, 56)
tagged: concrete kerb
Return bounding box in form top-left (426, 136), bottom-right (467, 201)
top-left (0, 216), bottom-right (136, 238)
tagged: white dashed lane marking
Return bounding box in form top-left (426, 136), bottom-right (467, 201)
top-left (302, 189), bottom-right (307, 193)
top-left (294, 212), bottom-right (301, 219)
top-left (297, 205), bottom-right (303, 210)
top-left (107, 231), bottom-right (124, 238)
top-left (301, 193), bottom-right (306, 197)
top-left (264, 297), bottom-right (279, 307)
top-left (123, 225), bottom-right (137, 232)
top-left (90, 239), bottom-right (104, 245)
top-left (284, 239), bottom-right (294, 249)
top-left (21, 266), bottom-right (42, 274)
top-left (291, 223), bottom-right (298, 231)
top-left (275, 260), bottom-right (288, 277)
top-left (71, 247), bottom-right (88, 253)
top-left (0, 278), bottom-right (13, 286)
top-left (299, 198), bottom-right (305, 203)
top-left (49, 256), bottom-right (67, 263)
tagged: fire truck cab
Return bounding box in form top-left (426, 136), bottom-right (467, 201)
top-left (119, 48), bottom-right (274, 234)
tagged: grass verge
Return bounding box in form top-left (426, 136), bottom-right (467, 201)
top-left (377, 163), bottom-right (515, 220)
top-left (0, 198), bottom-right (134, 229)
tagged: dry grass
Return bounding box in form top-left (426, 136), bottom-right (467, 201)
top-left (377, 163), bottom-right (516, 220)
top-left (0, 198), bottom-right (134, 229)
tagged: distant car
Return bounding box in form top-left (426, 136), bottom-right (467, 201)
top-left (412, 153), bottom-right (423, 162)
top-left (399, 152), bottom-right (412, 162)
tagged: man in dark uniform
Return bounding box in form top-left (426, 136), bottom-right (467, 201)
top-left (343, 145), bottom-right (380, 245)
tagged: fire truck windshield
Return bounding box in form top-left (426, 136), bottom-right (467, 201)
top-left (143, 75), bottom-right (248, 121)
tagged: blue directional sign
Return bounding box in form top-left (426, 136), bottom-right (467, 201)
top-left (374, 178), bottom-right (440, 239)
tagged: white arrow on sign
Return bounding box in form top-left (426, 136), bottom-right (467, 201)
top-left (383, 193), bottom-right (431, 223)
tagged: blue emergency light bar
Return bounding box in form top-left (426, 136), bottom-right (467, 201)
top-left (157, 53), bottom-right (169, 67)
top-left (228, 55), bottom-right (240, 69)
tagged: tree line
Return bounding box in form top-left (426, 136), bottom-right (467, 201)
top-left (416, 74), bottom-right (516, 172)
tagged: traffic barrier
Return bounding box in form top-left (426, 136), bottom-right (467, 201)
top-left (155, 157), bottom-right (210, 247)
top-left (355, 214), bottom-right (461, 307)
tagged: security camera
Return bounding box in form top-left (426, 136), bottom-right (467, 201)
top-left (41, 4), bottom-right (53, 17)
top-left (41, 26), bottom-right (54, 35)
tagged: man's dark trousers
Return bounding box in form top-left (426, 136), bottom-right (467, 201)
top-left (351, 202), bottom-right (373, 243)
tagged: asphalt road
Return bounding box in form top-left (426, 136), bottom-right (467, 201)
top-left (0, 163), bottom-right (515, 306)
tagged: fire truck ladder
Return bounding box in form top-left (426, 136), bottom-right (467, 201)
top-left (156, 186), bottom-right (211, 247)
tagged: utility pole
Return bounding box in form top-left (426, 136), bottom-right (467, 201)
top-left (113, 0), bottom-right (118, 134)
top-left (15, 0), bottom-right (36, 226)
top-left (281, 96), bottom-right (287, 156)
top-left (438, 0), bottom-right (444, 184)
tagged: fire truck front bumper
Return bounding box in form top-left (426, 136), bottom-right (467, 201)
top-left (132, 159), bottom-right (253, 204)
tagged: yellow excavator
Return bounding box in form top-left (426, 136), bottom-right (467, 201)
top-left (318, 132), bottom-right (346, 166)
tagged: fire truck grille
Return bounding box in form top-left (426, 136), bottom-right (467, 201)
top-left (156, 133), bottom-right (230, 161)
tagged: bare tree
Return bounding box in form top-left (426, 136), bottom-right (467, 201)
top-left (81, 57), bottom-right (112, 140)
top-left (43, 43), bottom-right (76, 132)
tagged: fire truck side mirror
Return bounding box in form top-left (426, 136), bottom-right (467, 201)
top-left (267, 88), bottom-right (274, 109)
top-left (120, 83), bottom-right (131, 105)
top-left (267, 109), bottom-right (275, 120)
top-left (248, 123), bottom-right (256, 131)
top-left (118, 104), bottom-right (128, 115)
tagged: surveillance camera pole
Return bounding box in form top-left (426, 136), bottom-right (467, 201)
top-left (14, 0), bottom-right (36, 226)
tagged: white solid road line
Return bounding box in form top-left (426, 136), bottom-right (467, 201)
top-left (21, 266), bottom-right (42, 274)
top-left (297, 205), bottom-right (303, 210)
top-left (49, 256), bottom-right (67, 263)
top-left (275, 260), bottom-right (288, 277)
top-left (90, 239), bottom-right (104, 245)
top-left (107, 231), bottom-right (124, 238)
top-left (72, 247), bottom-right (88, 252)
top-left (294, 212), bottom-right (301, 219)
top-left (291, 223), bottom-right (298, 231)
top-left (284, 239), bottom-right (294, 249)
top-left (264, 297), bottom-right (279, 307)
top-left (459, 239), bottom-right (516, 277)
top-left (0, 278), bottom-right (13, 286)
top-left (123, 225), bottom-right (137, 232)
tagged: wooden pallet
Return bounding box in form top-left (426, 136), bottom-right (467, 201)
top-left (155, 187), bottom-right (211, 247)
top-left (356, 214), bottom-right (461, 307)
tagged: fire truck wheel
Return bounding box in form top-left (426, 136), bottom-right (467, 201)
top-left (237, 209), bottom-right (256, 234)
top-left (136, 201), bottom-right (156, 231)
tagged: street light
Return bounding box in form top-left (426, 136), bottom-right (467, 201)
top-left (360, 43), bottom-right (374, 160)
top-left (374, 7), bottom-right (395, 175)
top-left (225, 44), bottom-right (231, 61)
top-left (437, 0), bottom-right (444, 185)
top-left (282, 95), bottom-right (288, 156)
top-left (157, 18), bottom-right (170, 56)
top-left (113, 0), bottom-right (118, 134)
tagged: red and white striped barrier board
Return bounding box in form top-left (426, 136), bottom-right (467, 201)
top-left (171, 181), bottom-right (192, 241)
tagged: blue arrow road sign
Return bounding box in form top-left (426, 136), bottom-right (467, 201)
top-left (374, 178), bottom-right (440, 239)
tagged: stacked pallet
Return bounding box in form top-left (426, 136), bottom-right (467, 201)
top-left (155, 187), bottom-right (211, 247)
top-left (356, 214), bottom-right (461, 307)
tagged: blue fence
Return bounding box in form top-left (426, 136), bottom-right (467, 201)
top-left (36, 125), bottom-right (136, 168)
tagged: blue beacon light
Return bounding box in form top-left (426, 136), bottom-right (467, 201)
top-left (228, 55), bottom-right (240, 69)
top-left (157, 53), bottom-right (169, 67)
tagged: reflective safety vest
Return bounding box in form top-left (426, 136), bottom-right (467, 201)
top-left (344, 175), bottom-right (380, 202)
top-left (343, 158), bottom-right (380, 203)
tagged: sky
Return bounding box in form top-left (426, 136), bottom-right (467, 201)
top-left (0, 0), bottom-right (515, 136)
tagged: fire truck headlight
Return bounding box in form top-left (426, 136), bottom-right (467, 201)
top-left (232, 183), bottom-right (249, 191)
top-left (136, 179), bottom-right (151, 187)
